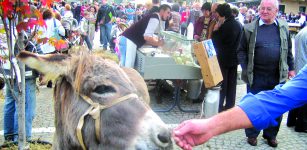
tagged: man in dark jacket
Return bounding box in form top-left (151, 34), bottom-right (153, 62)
top-left (72, 2), bottom-right (81, 23)
top-left (119, 4), bottom-right (171, 68)
top-left (237, 0), bottom-right (295, 147)
top-left (96, 0), bottom-right (115, 50)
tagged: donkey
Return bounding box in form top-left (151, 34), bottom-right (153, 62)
top-left (17, 51), bottom-right (172, 150)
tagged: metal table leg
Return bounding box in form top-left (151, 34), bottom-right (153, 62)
top-left (153, 80), bottom-right (199, 113)
top-left (175, 81), bottom-right (199, 113)
top-left (153, 82), bottom-right (177, 112)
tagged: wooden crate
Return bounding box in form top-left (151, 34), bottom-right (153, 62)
top-left (193, 40), bottom-right (223, 88)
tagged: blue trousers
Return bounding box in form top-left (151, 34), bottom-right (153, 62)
top-left (119, 36), bottom-right (127, 66)
top-left (3, 78), bottom-right (37, 141)
top-left (81, 35), bottom-right (92, 50)
top-left (245, 73), bottom-right (282, 139)
top-left (99, 22), bottom-right (112, 49)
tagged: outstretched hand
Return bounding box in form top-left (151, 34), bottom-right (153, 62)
top-left (173, 107), bottom-right (252, 149)
top-left (172, 119), bottom-right (214, 150)
top-left (288, 70), bottom-right (296, 79)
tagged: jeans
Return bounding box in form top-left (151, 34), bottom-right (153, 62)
top-left (119, 36), bottom-right (127, 66)
top-left (181, 26), bottom-right (187, 36)
top-left (81, 35), bottom-right (92, 50)
top-left (3, 78), bottom-right (37, 141)
top-left (100, 22), bottom-right (112, 49)
top-left (119, 36), bottom-right (137, 68)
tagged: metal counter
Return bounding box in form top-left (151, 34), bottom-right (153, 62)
top-left (135, 49), bottom-right (202, 80)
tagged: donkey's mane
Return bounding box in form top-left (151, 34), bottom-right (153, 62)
top-left (74, 52), bottom-right (94, 93)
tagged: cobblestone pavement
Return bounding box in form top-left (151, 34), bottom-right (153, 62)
top-left (0, 83), bottom-right (306, 149)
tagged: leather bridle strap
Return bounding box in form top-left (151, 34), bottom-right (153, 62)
top-left (76, 93), bottom-right (138, 150)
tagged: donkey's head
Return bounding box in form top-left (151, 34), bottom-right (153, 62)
top-left (17, 51), bottom-right (173, 149)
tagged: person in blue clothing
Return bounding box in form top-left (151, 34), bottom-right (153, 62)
top-left (173, 64), bottom-right (307, 150)
top-left (96, 0), bottom-right (115, 50)
top-left (125, 5), bottom-right (135, 23)
top-left (2, 37), bottom-right (43, 142)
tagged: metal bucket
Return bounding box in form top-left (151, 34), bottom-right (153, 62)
top-left (202, 86), bottom-right (221, 118)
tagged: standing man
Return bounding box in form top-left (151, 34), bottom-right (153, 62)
top-left (119, 4), bottom-right (171, 67)
top-left (96, 0), bottom-right (115, 50)
top-left (72, 2), bottom-right (81, 23)
top-left (238, 6), bottom-right (247, 25)
top-left (125, 4), bottom-right (135, 24)
top-left (286, 26), bottom-right (307, 132)
top-left (3, 39), bottom-right (42, 142)
top-left (146, 0), bottom-right (160, 15)
top-left (238, 0), bottom-right (295, 147)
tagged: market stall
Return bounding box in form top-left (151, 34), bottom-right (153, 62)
top-left (135, 31), bottom-right (202, 113)
top-left (288, 22), bottom-right (301, 37)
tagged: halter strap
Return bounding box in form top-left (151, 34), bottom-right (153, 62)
top-left (76, 93), bottom-right (138, 150)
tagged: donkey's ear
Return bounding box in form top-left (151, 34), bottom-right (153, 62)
top-left (17, 51), bottom-right (70, 80)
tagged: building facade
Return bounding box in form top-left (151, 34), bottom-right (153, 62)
top-left (279, 0), bottom-right (307, 14)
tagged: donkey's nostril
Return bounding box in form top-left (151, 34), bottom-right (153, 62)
top-left (157, 133), bottom-right (170, 144)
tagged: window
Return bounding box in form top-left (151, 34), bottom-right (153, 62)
top-left (299, 6), bottom-right (306, 13)
top-left (279, 5), bottom-right (285, 14)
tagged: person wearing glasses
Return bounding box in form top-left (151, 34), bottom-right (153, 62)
top-left (236, 0), bottom-right (295, 147)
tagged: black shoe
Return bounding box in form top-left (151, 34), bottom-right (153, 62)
top-left (263, 137), bottom-right (278, 147)
top-left (294, 127), bottom-right (307, 133)
top-left (287, 122), bottom-right (296, 127)
top-left (47, 81), bottom-right (52, 88)
top-left (4, 135), bottom-right (14, 142)
top-left (247, 137), bottom-right (257, 146)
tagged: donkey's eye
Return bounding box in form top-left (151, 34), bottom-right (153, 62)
top-left (93, 85), bottom-right (116, 94)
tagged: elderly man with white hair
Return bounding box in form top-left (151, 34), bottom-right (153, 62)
top-left (173, 0), bottom-right (295, 149)
top-left (237, 0), bottom-right (295, 147)
top-left (238, 6), bottom-right (247, 25)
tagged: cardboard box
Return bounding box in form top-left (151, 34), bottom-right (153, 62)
top-left (193, 40), bottom-right (223, 88)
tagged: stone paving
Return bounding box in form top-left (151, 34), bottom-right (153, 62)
top-left (0, 83), bottom-right (306, 149)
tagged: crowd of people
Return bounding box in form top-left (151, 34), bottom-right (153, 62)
top-left (42, 0), bottom-right (307, 55)
top-left (1, 0), bottom-right (306, 149)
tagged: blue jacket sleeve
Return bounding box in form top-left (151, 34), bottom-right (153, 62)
top-left (238, 65), bottom-right (307, 130)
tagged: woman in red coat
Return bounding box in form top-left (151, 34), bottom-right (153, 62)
top-left (180, 6), bottom-right (190, 35)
